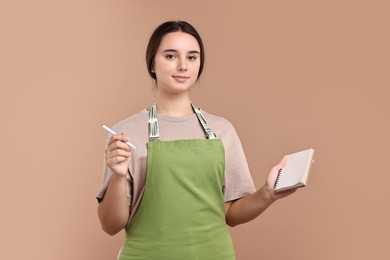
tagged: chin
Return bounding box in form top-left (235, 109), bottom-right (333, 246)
top-left (157, 81), bottom-right (195, 94)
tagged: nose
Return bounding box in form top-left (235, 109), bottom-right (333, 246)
top-left (177, 57), bottom-right (187, 72)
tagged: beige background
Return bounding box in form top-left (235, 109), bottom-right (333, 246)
top-left (1, 0), bottom-right (389, 259)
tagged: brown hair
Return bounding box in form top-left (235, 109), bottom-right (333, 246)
top-left (146, 21), bottom-right (205, 80)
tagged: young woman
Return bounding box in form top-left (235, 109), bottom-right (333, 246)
top-left (97, 20), bottom-right (296, 260)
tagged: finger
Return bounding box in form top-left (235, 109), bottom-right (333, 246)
top-left (275, 188), bottom-right (297, 198)
top-left (277, 156), bottom-right (288, 169)
top-left (107, 156), bottom-right (129, 167)
top-left (106, 148), bottom-right (131, 160)
top-left (106, 142), bottom-right (131, 159)
top-left (107, 133), bottom-right (130, 146)
top-left (281, 155), bottom-right (288, 166)
top-left (107, 138), bottom-right (131, 154)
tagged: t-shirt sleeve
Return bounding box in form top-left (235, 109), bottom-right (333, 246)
top-left (220, 121), bottom-right (257, 202)
top-left (96, 136), bottom-right (132, 206)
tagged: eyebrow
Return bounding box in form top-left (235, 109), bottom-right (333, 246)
top-left (163, 49), bottom-right (200, 55)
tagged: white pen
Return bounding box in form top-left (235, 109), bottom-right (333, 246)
top-left (101, 124), bottom-right (137, 149)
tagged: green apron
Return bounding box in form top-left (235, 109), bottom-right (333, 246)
top-left (118, 103), bottom-right (235, 260)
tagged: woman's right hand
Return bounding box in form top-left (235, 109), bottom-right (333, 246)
top-left (105, 134), bottom-right (132, 176)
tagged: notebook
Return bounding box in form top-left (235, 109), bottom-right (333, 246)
top-left (274, 148), bottom-right (315, 192)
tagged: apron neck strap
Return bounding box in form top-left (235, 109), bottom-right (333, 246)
top-left (148, 102), bottom-right (217, 141)
top-left (190, 103), bottom-right (218, 140)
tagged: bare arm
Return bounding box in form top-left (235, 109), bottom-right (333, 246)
top-left (225, 156), bottom-right (297, 227)
top-left (98, 134), bottom-right (132, 235)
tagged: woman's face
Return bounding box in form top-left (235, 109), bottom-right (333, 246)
top-left (153, 31), bottom-right (201, 95)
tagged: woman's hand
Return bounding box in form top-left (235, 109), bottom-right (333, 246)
top-left (105, 133), bottom-right (132, 176)
top-left (264, 156), bottom-right (297, 201)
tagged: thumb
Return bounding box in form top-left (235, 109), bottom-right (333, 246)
top-left (277, 155), bottom-right (288, 169)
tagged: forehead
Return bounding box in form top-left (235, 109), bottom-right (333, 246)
top-left (158, 31), bottom-right (200, 52)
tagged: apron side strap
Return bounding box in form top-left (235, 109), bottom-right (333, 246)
top-left (148, 102), bottom-right (159, 141)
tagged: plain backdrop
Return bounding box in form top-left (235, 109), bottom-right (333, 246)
top-left (1, 0), bottom-right (389, 259)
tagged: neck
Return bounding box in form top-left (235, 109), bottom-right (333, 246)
top-left (155, 93), bottom-right (193, 117)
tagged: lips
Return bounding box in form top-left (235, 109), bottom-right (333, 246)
top-left (172, 75), bottom-right (190, 83)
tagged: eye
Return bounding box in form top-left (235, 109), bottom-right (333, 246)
top-left (188, 55), bottom-right (198, 61)
top-left (165, 54), bottom-right (176, 59)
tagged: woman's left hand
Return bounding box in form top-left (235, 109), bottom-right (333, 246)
top-left (265, 156), bottom-right (297, 201)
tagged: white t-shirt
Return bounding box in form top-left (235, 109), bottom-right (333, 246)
top-left (97, 108), bottom-right (256, 222)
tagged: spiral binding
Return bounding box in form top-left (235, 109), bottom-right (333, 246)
top-left (274, 168), bottom-right (283, 189)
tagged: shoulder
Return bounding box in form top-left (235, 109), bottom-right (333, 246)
top-left (112, 109), bottom-right (148, 131)
top-left (201, 111), bottom-right (242, 152)
top-left (201, 110), bottom-right (244, 158)
top-left (110, 109), bottom-right (149, 142)
top-left (107, 109), bottom-right (149, 157)
top-left (201, 110), bottom-right (237, 138)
